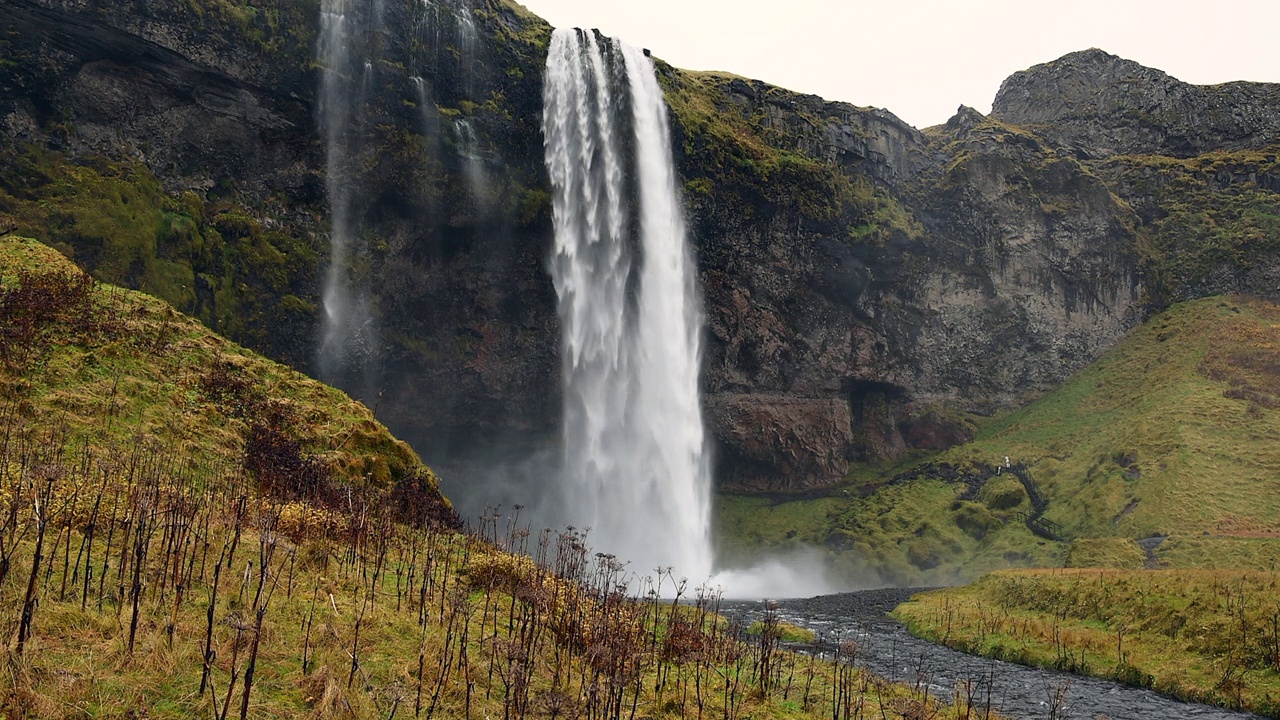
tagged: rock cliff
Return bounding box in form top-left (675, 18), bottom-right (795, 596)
top-left (993, 48), bottom-right (1280, 159)
top-left (1, 0), bottom-right (1276, 494)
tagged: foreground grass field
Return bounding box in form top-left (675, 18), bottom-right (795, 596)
top-left (894, 569), bottom-right (1280, 717)
top-left (0, 235), bottom-right (962, 718)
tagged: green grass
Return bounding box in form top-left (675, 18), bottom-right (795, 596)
top-left (0, 235), bottom-right (426, 491)
top-left (714, 494), bottom-right (843, 558)
top-left (894, 568), bottom-right (1280, 717)
top-left (715, 295), bottom-right (1280, 581)
top-left (949, 296), bottom-right (1280, 541)
top-left (1064, 538), bottom-right (1147, 569)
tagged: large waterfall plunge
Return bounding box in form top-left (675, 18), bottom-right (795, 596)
top-left (542, 29), bottom-right (713, 580)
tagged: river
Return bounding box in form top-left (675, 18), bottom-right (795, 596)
top-left (721, 589), bottom-right (1261, 720)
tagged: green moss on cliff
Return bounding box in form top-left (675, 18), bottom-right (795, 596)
top-left (661, 68), bottom-right (921, 243)
top-left (0, 144), bottom-right (318, 363)
top-left (181, 0), bottom-right (320, 72)
top-left (488, 0), bottom-right (553, 54)
top-left (1094, 148), bottom-right (1280, 310)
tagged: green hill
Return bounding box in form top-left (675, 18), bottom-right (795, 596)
top-left (717, 295), bottom-right (1280, 584)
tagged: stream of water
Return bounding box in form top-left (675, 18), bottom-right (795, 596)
top-left (722, 590), bottom-right (1262, 720)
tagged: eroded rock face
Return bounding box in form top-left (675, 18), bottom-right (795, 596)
top-left (992, 48), bottom-right (1280, 158)
top-left (708, 394), bottom-right (854, 491)
top-left (1, 2), bottom-right (1275, 492)
top-left (674, 74), bottom-right (1145, 488)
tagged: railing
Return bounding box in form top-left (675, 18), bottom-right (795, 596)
top-left (1015, 511), bottom-right (1067, 542)
top-left (1007, 464), bottom-right (1067, 540)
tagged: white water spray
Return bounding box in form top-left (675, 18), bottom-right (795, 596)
top-left (543, 29), bottom-right (712, 580)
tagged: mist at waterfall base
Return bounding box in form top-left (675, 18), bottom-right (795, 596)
top-left (443, 454), bottom-right (844, 600)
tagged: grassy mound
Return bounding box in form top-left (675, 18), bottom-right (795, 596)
top-left (894, 569), bottom-right (1280, 717)
top-left (0, 236), bottom-right (959, 718)
top-left (718, 295), bottom-right (1280, 584)
top-left (0, 235), bottom-right (434, 498)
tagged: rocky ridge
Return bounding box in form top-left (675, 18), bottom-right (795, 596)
top-left (993, 48), bottom-right (1280, 159)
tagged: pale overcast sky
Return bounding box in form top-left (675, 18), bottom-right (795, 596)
top-left (516, 0), bottom-right (1280, 129)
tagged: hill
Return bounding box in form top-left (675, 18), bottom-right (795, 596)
top-left (0, 233), bottom-right (444, 506)
top-left (719, 295), bottom-right (1280, 584)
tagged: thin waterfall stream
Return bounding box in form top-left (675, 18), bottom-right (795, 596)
top-left (316, 0), bottom-right (382, 392)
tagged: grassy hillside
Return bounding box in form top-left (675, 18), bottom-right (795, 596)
top-left (0, 234), bottom-right (432, 497)
top-left (951, 296), bottom-right (1280, 537)
top-left (894, 569), bottom-right (1280, 717)
top-left (717, 295), bottom-right (1280, 584)
top-left (0, 235), bottom-right (957, 718)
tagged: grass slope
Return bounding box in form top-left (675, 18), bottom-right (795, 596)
top-left (951, 297), bottom-right (1280, 537)
top-left (718, 295), bottom-right (1280, 584)
top-left (0, 236), bottom-right (957, 719)
top-left (0, 235), bottom-right (428, 494)
top-left (894, 569), bottom-right (1280, 717)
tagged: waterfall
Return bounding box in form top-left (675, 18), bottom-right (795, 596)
top-left (453, 118), bottom-right (490, 205)
top-left (542, 28), bottom-right (713, 580)
top-left (316, 0), bottom-right (378, 389)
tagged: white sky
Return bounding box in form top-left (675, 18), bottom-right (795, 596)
top-left (515, 0), bottom-right (1280, 129)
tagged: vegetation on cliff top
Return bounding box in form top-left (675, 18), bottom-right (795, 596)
top-left (660, 68), bottom-right (922, 244)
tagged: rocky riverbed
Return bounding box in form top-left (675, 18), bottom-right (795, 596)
top-left (721, 589), bottom-right (1261, 720)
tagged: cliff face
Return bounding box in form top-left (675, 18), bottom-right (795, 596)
top-left (663, 72), bottom-right (1145, 488)
top-left (1, 0), bottom-right (1276, 493)
top-left (0, 0), bottom-right (564, 472)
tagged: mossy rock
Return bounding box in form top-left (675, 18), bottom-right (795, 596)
top-left (953, 501), bottom-right (997, 540)
top-left (981, 475), bottom-right (1029, 511)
